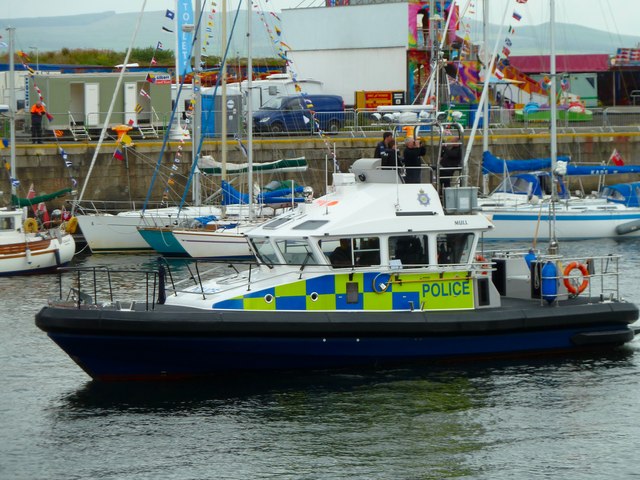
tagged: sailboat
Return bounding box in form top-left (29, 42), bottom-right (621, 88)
top-left (0, 27), bottom-right (75, 275)
top-left (72, 1), bottom-right (226, 254)
top-left (139, 0), bottom-right (309, 259)
top-left (474, 2), bottom-right (640, 241)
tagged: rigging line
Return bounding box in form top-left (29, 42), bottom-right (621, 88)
top-left (179, 0), bottom-right (245, 211)
top-left (462, 1), bottom-right (510, 186)
top-left (143, 0), bottom-right (210, 214)
top-left (72, 0), bottom-right (147, 215)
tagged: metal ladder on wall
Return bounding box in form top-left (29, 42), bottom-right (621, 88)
top-left (136, 107), bottom-right (160, 139)
top-left (68, 112), bottom-right (91, 141)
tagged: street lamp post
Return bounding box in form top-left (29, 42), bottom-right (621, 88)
top-left (29, 46), bottom-right (39, 71)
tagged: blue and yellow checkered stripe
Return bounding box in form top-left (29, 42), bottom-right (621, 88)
top-left (213, 271), bottom-right (474, 311)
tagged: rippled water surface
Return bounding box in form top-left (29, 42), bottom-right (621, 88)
top-left (2, 239), bottom-right (640, 479)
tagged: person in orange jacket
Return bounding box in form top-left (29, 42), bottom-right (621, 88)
top-left (30, 100), bottom-right (46, 144)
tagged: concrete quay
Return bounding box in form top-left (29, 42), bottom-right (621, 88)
top-left (3, 126), bottom-right (640, 208)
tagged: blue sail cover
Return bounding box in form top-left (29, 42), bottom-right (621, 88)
top-left (601, 182), bottom-right (640, 207)
top-left (482, 151), bottom-right (571, 174)
top-left (222, 181), bottom-right (306, 205)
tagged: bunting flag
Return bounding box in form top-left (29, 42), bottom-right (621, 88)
top-left (610, 149), bottom-right (624, 166)
top-left (113, 148), bottom-right (124, 161)
top-left (10, 177), bottom-right (20, 187)
top-left (162, 26), bottom-right (174, 33)
top-left (495, 69), bottom-right (504, 80)
top-left (166, 9), bottom-right (175, 19)
top-left (139, 88), bottom-right (151, 99)
top-left (156, 41), bottom-right (164, 51)
top-left (135, 104), bottom-right (143, 113)
top-left (512, 11), bottom-right (522, 21)
top-left (502, 46), bottom-right (511, 57)
top-left (516, 0), bottom-right (528, 3)
top-left (235, 135), bottom-right (248, 157)
top-left (150, 57), bottom-right (157, 66)
top-left (504, 38), bottom-right (512, 47)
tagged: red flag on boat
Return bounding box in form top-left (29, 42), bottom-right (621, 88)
top-left (27, 183), bottom-right (50, 227)
top-left (609, 149), bottom-right (624, 166)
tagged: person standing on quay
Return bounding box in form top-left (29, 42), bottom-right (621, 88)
top-left (30, 100), bottom-right (46, 144)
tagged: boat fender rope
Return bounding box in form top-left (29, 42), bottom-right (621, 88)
top-left (563, 261), bottom-right (589, 295)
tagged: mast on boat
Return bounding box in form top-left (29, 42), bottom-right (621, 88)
top-left (6, 27), bottom-right (16, 201)
top-left (192, 0), bottom-right (202, 206)
top-left (221, 0), bottom-right (228, 182)
top-left (548, 0), bottom-right (559, 251)
top-left (246, 0), bottom-right (254, 221)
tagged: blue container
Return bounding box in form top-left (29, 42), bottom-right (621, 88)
top-left (541, 261), bottom-right (558, 304)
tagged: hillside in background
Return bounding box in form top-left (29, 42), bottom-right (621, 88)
top-left (2, 10), bottom-right (639, 59)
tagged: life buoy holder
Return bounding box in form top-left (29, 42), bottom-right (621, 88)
top-left (475, 254), bottom-right (490, 275)
top-left (23, 217), bottom-right (38, 233)
top-left (64, 216), bottom-right (78, 234)
top-left (563, 261), bottom-right (589, 295)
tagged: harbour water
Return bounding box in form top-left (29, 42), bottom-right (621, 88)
top-left (2, 239), bottom-right (640, 479)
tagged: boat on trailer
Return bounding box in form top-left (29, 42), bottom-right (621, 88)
top-left (35, 158), bottom-right (638, 381)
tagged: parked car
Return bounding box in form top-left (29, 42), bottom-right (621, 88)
top-left (253, 94), bottom-right (345, 134)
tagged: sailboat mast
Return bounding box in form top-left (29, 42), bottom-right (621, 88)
top-left (549, 0), bottom-right (558, 245)
top-left (246, 0), bottom-right (254, 221)
top-left (6, 27), bottom-right (16, 200)
top-left (221, 0), bottom-right (228, 181)
top-left (193, 0), bottom-right (202, 206)
top-left (549, 0), bottom-right (557, 172)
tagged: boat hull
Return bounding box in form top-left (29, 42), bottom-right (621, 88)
top-left (483, 210), bottom-right (640, 240)
top-left (0, 234), bottom-right (75, 276)
top-left (76, 206), bottom-right (223, 253)
top-left (172, 228), bottom-right (254, 259)
top-left (137, 227), bottom-right (189, 256)
top-left (36, 300), bottom-right (638, 380)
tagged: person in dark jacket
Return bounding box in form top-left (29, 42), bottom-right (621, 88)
top-left (402, 137), bottom-right (427, 183)
top-left (381, 138), bottom-right (403, 170)
top-left (373, 131), bottom-right (393, 158)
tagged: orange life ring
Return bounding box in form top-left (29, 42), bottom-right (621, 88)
top-left (563, 261), bottom-right (589, 295)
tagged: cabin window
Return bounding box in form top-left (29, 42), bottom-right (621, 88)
top-left (354, 237), bottom-right (380, 266)
top-left (436, 233), bottom-right (474, 265)
top-left (321, 237), bottom-right (380, 268)
top-left (1, 217), bottom-right (14, 231)
top-left (389, 235), bottom-right (428, 268)
top-left (251, 238), bottom-right (280, 266)
top-left (274, 239), bottom-right (314, 265)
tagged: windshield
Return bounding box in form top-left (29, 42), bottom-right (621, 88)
top-left (260, 97), bottom-right (286, 110)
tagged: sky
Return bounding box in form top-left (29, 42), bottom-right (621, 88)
top-left (2, 0), bottom-right (639, 37)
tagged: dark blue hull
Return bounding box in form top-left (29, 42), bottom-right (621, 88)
top-left (46, 325), bottom-right (635, 381)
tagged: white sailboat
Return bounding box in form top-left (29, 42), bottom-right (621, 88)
top-left (148, 0), bottom-right (308, 259)
top-left (474, 2), bottom-right (640, 241)
top-left (0, 27), bottom-right (75, 275)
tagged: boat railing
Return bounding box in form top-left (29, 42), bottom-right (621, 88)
top-left (486, 249), bottom-right (624, 302)
top-left (69, 199), bottom-right (179, 216)
top-left (51, 265), bottom-right (161, 310)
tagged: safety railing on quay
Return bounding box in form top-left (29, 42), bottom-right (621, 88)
top-left (24, 105), bottom-right (640, 143)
